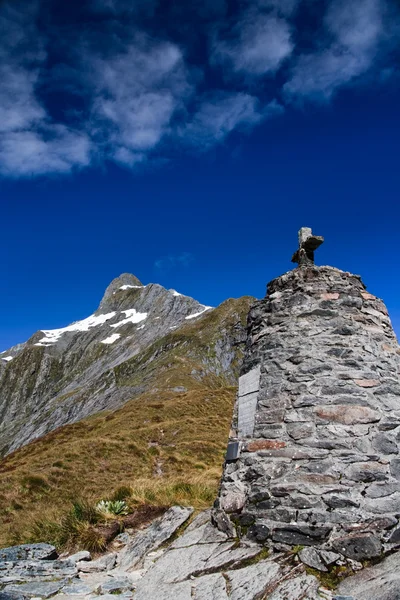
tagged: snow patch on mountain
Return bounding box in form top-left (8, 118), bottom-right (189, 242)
top-left (1, 356), bottom-right (13, 362)
top-left (185, 306), bottom-right (213, 320)
top-left (119, 285), bottom-right (144, 290)
top-left (35, 312), bottom-right (117, 346)
top-left (110, 309), bottom-right (148, 328)
top-left (101, 333), bottom-right (121, 345)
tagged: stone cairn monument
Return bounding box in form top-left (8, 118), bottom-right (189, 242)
top-left (215, 227), bottom-right (400, 564)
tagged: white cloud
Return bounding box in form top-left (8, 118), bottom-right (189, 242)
top-left (0, 126), bottom-right (91, 177)
top-left (284, 0), bottom-right (388, 101)
top-left (0, 66), bottom-right (45, 133)
top-left (0, 0), bottom-right (398, 178)
top-left (185, 93), bottom-right (283, 148)
top-left (88, 36), bottom-right (191, 160)
top-left (212, 11), bottom-right (294, 76)
top-left (0, 1), bottom-right (92, 177)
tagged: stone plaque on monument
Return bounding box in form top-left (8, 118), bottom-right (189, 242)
top-left (237, 365), bottom-right (260, 437)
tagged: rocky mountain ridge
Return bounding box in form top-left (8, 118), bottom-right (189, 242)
top-left (0, 273), bottom-right (249, 457)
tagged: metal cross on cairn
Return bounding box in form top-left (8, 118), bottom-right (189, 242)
top-left (291, 227), bottom-right (324, 266)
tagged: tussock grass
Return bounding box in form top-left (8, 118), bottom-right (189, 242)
top-left (0, 387), bottom-right (235, 548)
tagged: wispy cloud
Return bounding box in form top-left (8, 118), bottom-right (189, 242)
top-left (284, 0), bottom-right (390, 101)
top-left (183, 92), bottom-right (281, 149)
top-left (0, 0), bottom-right (398, 178)
top-left (88, 34), bottom-right (191, 163)
top-left (154, 252), bottom-right (194, 271)
top-left (0, 1), bottom-right (92, 177)
top-left (212, 10), bottom-right (294, 77)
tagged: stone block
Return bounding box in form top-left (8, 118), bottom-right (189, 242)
top-left (256, 408), bottom-right (285, 424)
top-left (247, 523), bottom-right (270, 543)
top-left (299, 547), bottom-right (328, 571)
top-left (345, 462), bottom-right (388, 483)
top-left (219, 482), bottom-right (247, 513)
top-left (287, 422), bottom-right (315, 440)
top-left (255, 424), bottom-right (286, 438)
top-left (365, 482), bottom-right (400, 499)
top-left (271, 525), bottom-right (331, 546)
top-left (315, 405), bottom-right (381, 425)
top-left (363, 492), bottom-right (400, 514)
top-left (331, 533), bottom-right (381, 561)
top-left (245, 439), bottom-right (286, 452)
top-left (322, 494), bottom-right (360, 509)
top-left (354, 379), bottom-right (380, 388)
top-left (321, 293), bottom-right (340, 300)
top-left (390, 458), bottom-right (400, 480)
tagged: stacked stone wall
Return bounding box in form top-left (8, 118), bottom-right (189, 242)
top-left (217, 266), bottom-right (400, 560)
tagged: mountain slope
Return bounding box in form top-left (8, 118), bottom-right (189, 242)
top-left (0, 291), bottom-right (253, 547)
top-left (0, 273), bottom-right (247, 456)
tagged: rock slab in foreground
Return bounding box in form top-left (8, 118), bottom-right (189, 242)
top-left (117, 505), bottom-right (193, 570)
top-left (337, 551), bottom-right (400, 600)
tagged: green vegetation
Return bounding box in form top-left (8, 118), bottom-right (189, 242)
top-left (96, 500), bottom-right (129, 517)
top-left (304, 565), bottom-right (354, 590)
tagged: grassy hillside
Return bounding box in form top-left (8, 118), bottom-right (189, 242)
top-left (0, 296), bottom-right (253, 548)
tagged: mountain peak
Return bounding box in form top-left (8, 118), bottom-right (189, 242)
top-left (98, 273), bottom-right (143, 311)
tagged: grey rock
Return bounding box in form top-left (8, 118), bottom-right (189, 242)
top-left (372, 433), bottom-right (398, 455)
top-left (337, 551), bottom-right (400, 600)
top-left (210, 509), bottom-right (235, 538)
top-left (272, 525), bottom-right (331, 546)
top-left (364, 482), bottom-right (400, 498)
top-left (0, 544), bottom-right (57, 562)
top-left (60, 580), bottom-right (97, 595)
top-left (388, 527), bottom-right (400, 544)
top-left (117, 506), bottom-right (193, 570)
top-left (61, 551), bottom-right (91, 565)
top-left (322, 494), bottom-right (360, 509)
top-left (3, 581), bottom-right (66, 598)
top-left (390, 458), bottom-right (400, 480)
top-left (99, 577), bottom-right (134, 594)
top-left (192, 573), bottom-right (228, 599)
top-left (77, 553), bottom-right (116, 572)
top-left (331, 533), bottom-right (381, 561)
top-left (89, 594), bottom-right (133, 600)
top-left (363, 492), bottom-right (400, 514)
top-left (319, 550), bottom-right (341, 566)
top-left (267, 571), bottom-right (321, 600)
top-left (299, 547), bottom-right (328, 571)
top-left (227, 560), bottom-right (281, 599)
top-left (248, 523), bottom-right (270, 543)
top-left (219, 481), bottom-right (247, 513)
top-left (171, 520), bottom-right (228, 549)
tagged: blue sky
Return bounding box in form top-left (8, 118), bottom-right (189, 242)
top-left (1, 0), bottom-right (400, 349)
